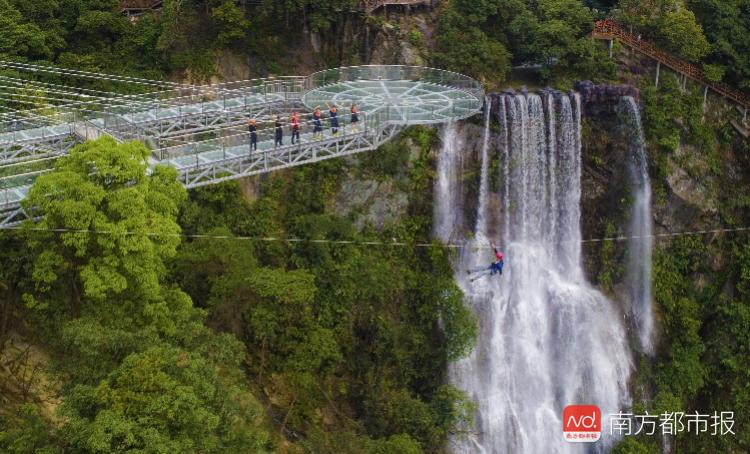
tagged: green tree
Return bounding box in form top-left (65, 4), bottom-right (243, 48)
top-left (23, 137), bottom-right (185, 319)
top-left (61, 344), bottom-right (273, 453)
top-left (208, 0), bottom-right (250, 47)
top-left (688, 0), bottom-right (750, 89)
top-left (0, 404), bottom-right (58, 454)
top-left (702, 63), bottom-right (725, 82)
top-left (20, 137), bottom-right (275, 453)
top-left (0, 0), bottom-right (54, 59)
top-left (659, 7), bottom-right (711, 61)
top-left (433, 4), bottom-right (511, 85)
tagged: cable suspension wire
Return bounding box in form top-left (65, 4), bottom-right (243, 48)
top-left (0, 60), bottom-right (184, 89)
top-left (0, 80), bottom-right (170, 115)
top-left (0, 155), bottom-right (61, 172)
top-left (1, 225), bottom-right (748, 248)
top-left (0, 88), bottom-right (109, 105)
top-left (0, 75), bottom-right (192, 111)
top-left (0, 92), bottom-right (144, 121)
top-left (0, 84), bottom-right (99, 101)
top-left (0, 93), bottom-right (103, 108)
top-left (0, 75), bottom-right (147, 99)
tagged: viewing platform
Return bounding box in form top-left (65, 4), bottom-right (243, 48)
top-left (0, 64), bottom-right (483, 227)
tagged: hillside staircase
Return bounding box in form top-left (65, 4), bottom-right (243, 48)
top-left (593, 18), bottom-right (749, 121)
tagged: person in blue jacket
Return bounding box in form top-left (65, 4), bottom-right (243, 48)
top-left (467, 244), bottom-right (505, 282)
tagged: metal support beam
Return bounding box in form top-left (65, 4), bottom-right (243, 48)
top-left (703, 86), bottom-right (708, 110)
top-left (655, 62), bottom-right (661, 87)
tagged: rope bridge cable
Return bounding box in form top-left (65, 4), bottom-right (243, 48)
top-left (0, 225), bottom-right (748, 249)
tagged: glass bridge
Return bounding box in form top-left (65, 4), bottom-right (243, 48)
top-left (0, 64), bottom-right (483, 227)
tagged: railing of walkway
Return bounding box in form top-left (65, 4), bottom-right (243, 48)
top-left (593, 19), bottom-right (750, 109)
top-left (157, 111), bottom-right (367, 163)
top-left (304, 65), bottom-right (484, 124)
top-left (363, 0), bottom-right (434, 13)
top-left (120, 0), bottom-right (163, 12)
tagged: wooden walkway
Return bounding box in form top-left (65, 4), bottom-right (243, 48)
top-left (120, 0), bottom-right (162, 14)
top-left (363, 0), bottom-right (434, 14)
top-left (593, 19), bottom-right (750, 110)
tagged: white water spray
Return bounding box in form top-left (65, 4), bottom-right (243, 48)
top-left (434, 121), bottom-right (465, 242)
top-left (620, 96), bottom-right (655, 354)
top-left (444, 92), bottom-right (632, 453)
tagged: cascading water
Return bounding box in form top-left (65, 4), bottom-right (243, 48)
top-left (476, 96), bottom-right (493, 238)
top-left (434, 121), bottom-right (465, 242)
top-left (619, 96), bottom-right (655, 354)
top-left (443, 93), bottom-right (632, 453)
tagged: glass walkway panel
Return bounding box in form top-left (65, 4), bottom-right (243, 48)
top-left (0, 65), bottom-right (483, 227)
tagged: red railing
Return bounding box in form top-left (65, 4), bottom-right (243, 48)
top-left (120, 0), bottom-right (162, 12)
top-left (363, 0), bottom-right (433, 13)
top-left (593, 19), bottom-right (750, 109)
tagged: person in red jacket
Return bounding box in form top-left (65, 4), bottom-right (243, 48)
top-left (290, 111), bottom-right (300, 144)
top-left (491, 246), bottom-right (504, 275)
top-left (466, 243), bottom-right (505, 282)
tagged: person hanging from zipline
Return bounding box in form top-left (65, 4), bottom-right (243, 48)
top-left (313, 107), bottom-right (323, 139)
top-left (248, 118), bottom-right (258, 152)
top-left (274, 114), bottom-right (283, 148)
top-left (290, 111), bottom-right (300, 144)
top-left (466, 243), bottom-right (505, 282)
top-left (326, 102), bottom-right (340, 136)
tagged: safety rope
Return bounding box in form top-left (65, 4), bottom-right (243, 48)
top-left (0, 225), bottom-right (748, 248)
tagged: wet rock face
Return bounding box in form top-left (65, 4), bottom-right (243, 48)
top-left (574, 80), bottom-right (641, 108)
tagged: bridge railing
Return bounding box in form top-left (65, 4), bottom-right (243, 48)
top-left (0, 168), bottom-right (52, 207)
top-left (305, 65), bottom-right (483, 100)
top-left (304, 65), bottom-right (484, 125)
top-left (96, 77), bottom-right (306, 129)
top-left (157, 111), bottom-right (367, 163)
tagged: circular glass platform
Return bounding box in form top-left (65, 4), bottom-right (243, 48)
top-left (302, 66), bottom-right (483, 125)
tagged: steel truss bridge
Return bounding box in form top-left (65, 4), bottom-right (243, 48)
top-left (0, 63), bottom-right (483, 227)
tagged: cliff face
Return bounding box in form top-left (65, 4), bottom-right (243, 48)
top-left (318, 83), bottom-right (738, 352)
top-left (211, 6), bottom-right (435, 81)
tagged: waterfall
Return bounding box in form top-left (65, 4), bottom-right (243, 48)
top-left (443, 93), bottom-right (632, 453)
top-left (476, 96), bottom-right (493, 238)
top-left (434, 121), bottom-right (465, 243)
top-left (619, 96), bottom-right (655, 354)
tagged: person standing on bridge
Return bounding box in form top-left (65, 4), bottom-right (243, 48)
top-left (327, 102), bottom-right (340, 136)
top-left (274, 115), bottom-right (283, 148)
top-left (350, 103), bottom-right (360, 133)
top-left (248, 118), bottom-right (258, 152)
top-left (291, 112), bottom-right (300, 144)
top-left (313, 107), bottom-right (323, 139)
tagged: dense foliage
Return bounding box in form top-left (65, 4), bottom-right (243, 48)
top-left (0, 132), bottom-right (477, 453)
top-left (0, 0), bottom-right (362, 82)
top-left (609, 46), bottom-right (750, 452)
top-left (1, 1), bottom-right (749, 453)
top-left (171, 129), bottom-right (477, 452)
top-left (433, 0), bottom-right (615, 86)
top-left (1, 138), bottom-right (275, 452)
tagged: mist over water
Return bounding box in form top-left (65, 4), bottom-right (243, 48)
top-left (440, 93), bottom-right (633, 453)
